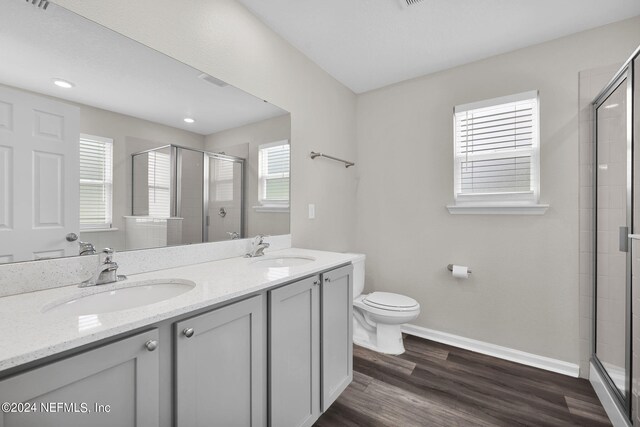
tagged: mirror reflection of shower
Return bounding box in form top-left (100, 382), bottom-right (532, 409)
top-left (130, 145), bottom-right (244, 250)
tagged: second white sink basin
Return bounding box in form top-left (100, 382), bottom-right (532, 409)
top-left (42, 279), bottom-right (196, 316)
top-left (250, 256), bottom-right (316, 268)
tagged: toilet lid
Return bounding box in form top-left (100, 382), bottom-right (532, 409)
top-left (363, 292), bottom-right (419, 311)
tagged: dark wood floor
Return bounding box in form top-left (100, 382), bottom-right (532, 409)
top-left (315, 336), bottom-right (611, 427)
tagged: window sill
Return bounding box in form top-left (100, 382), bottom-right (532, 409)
top-left (253, 205), bottom-right (290, 213)
top-left (446, 204), bottom-right (549, 215)
top-left (80, 227), bottom-right (119, 233)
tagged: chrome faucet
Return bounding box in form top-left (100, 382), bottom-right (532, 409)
top-left (245, 235), bottom-right (270, 258)
top-left (78, 241), bottom-right (96, 256)
top-left (79, 248), bottom-right (125, 287)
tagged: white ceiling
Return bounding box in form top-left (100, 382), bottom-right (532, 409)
top-left (0, 0), bottom-right (287, 135)
top-left (237, 0), bottom-right (640, 93)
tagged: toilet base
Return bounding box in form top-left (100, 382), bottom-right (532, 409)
top-left (353, 318), bottom-right (406, 355)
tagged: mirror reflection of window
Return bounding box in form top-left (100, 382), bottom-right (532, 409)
top-left (258, 141), bottom-right (290, 207)
top-left (79, 134), bottom-right (113, 230)
top-left (214, 159), bottom-right (234, 202)
top-left (148, 151), bottom-right (171, 218)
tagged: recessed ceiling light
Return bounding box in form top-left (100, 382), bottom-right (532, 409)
top-left (183, 118), bottom-right (195, 124)
top-left (604, 103), bottom-right (619, 109)
top-left (52, 78), bottom-right (75, 89)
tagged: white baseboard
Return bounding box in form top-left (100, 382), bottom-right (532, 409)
top-left (590, 362), bottom-right (630, 427)
top-left (401, 324), bottom-right (580, 378)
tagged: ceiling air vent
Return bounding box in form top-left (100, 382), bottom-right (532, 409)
top-left (198, 73), bottom-right (228, 88)
top-left (25, 0), bottom-right (50, 10)
top-left (401, 0), bottom-right (425, 6)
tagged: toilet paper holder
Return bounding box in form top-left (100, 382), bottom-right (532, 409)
top-left (447, 264), bottom-right (472, 274)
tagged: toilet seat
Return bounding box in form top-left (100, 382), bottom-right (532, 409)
top-left (363, 292), bottom-right (419, 312)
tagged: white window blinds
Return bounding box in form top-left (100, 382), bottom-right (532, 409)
top-left (453, 91), bottom-right (539, 204)
top-left (258, 142), bottom-right (290, 204)
top-left (213, 158), bottom-right (234, 202)
top-left (79, 134), bottom-right (113, 230)
top-left (148, 151), bottom-right (171, 217)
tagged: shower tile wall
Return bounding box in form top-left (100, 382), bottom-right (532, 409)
top-left (578, 64), bottom-right (622, 378)
top-left (124, 217), bottom-right (183, 250)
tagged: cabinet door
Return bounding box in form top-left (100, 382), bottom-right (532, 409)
top-left (0, 329), bottom-right (159, 427)
top-left (321, 265), bottom-right (353, 411)
top-left (175, 295), bottom-right (265, 427)
top-left (270, 276), bottom-right (320, 427)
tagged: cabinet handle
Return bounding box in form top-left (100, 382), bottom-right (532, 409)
top-left (313, 280), bottom-right (320, 286)
top-left (325, 277), bottom-right (331, 283)
top-left (183, 328), bottom-right (195, 338)
top-left (145, 340), bottom-right (158, 352)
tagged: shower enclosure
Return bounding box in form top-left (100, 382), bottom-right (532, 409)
top-left (131, 145), bottom-right (244, 249)
top-left (593, 45), bottom-right (639, 422)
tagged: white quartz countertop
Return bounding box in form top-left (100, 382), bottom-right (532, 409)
top-left (0, 248), bottom-right (358, 372)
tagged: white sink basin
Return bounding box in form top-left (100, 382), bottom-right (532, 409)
top-left (250, 256), bottom-right (316, 268)
top-left (42, 279), bottom-right (196, 316)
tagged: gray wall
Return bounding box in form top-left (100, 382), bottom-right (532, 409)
top-left (78, 104), bottom-right (205, 250)
top-left (354, 16), bottom-right (640, 366)
top-left (205, 114), bottom-right (291, 237)
top-left (30, 0), bottom-right (640, 370)
top-left (56, 0), bottom-right (358, 252)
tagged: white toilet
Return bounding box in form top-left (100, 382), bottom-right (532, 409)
top-left (351, 254), bottom-right (420, 355)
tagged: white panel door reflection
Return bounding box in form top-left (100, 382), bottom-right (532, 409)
top-left (0, 85), bottom-right (79, 263)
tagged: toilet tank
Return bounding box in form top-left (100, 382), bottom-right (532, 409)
top-left (346, 253), bottom-right (366, 298)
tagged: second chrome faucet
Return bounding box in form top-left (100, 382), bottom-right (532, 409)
top-left (80, 248), bottom-right (126, 287)
top-left (245, 235), bottom-right (270, 258)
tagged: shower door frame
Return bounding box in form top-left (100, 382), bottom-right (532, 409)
top-left (131, 144), bottom-right (246, 243)
top-left (592, 53), bottom-right (636, 418)
top-left (202, 151), bottom-right (246, 242)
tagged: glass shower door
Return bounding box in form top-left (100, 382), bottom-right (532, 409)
top-left (595, 72), bottom-right (631, 407)
top-left (206, 155), bottom-right (243, 242)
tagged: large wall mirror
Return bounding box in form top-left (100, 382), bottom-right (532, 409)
top-left (0, 0), bottom-right (291, 264)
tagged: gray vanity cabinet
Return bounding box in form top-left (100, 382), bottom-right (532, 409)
top-left (174, 294), bottom-right (266, 427)
top-left (0, 329), bottom-right (160, 427)
top-left (269, 264), bottom-right (353, 427)
top-left (320, 264), bottom-right (353, 411)
top-left (269, 275), bottom-right (321, 427)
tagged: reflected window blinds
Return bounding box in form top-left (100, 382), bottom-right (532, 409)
top-left (79, 134), bottom-right (113, 230)
top-left (148, 151), bottom-right (171, 218)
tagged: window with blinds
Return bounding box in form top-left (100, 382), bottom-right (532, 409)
top-left (213, 158), bottom-right (235, 202)
top-left (258, 141), bottom-right (290, 205)
top-left (453, 91), bottom-right (539, 205)
top-left (79, 134), bottom-right (113, 230)
top-left (148, 151), bottom-right (171, 217)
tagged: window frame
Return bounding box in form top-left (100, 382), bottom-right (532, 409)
top-left (257, 140), bottom-right (290, 210)
top-left (79, 133), bottom-right (114, 231)
top-left (447, 91), bottom-right (548, 215)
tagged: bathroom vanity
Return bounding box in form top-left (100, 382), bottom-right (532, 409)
top-left (0, 249), bottom-right (355, 427)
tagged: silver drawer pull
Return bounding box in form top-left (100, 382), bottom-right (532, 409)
top-left (325, 277), bottom-right (331, 282)
top-left (145, 340), bottom-right (158, 352)
top-left (183, 328), bottom-right (195, 338)
top-left (313, 280), bottom-right (320, 286)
